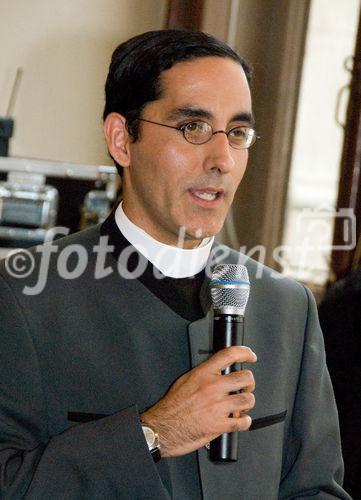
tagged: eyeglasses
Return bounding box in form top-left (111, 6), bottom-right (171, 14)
top-left (137, 118), bottom-right (259, 149)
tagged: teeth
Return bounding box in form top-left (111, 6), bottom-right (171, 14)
top-left (195, 191), bottom-right (217, 201)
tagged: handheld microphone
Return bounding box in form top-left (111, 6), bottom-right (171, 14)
top-left (209, 264), bottom-right (251, 462)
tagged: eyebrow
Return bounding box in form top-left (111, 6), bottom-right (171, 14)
top-left (166, 106), bottom-right (255, 127)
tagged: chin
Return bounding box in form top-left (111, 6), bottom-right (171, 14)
top-left (185, 221), bottom-right (224, 241)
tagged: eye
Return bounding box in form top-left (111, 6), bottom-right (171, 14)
top-left (228, 126), bottom-right (257, 149)
top-left (229, 126), bottom-right (248, 138)
top-left (182, 121), bottom-right (209, 134)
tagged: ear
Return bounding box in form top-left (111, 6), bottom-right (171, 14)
top-left (103, 112), bottom-right (131, 168)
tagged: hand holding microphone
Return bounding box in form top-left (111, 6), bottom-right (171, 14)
top-left (140, 264), bottom-right (255, 459)
top-left (140, 344), bottom-right (256, 457)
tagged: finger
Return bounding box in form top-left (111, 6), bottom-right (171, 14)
top-left (204, 414), bottom-right (252, 443)
top-left (222, 369), bottom-right (256, 392)
top-left (203, 346), bottom-right (257, 374)
top-left (231, 410), bottom-right (243, 418)
top-left (225, 414), bottom-right (253, 433)
top-left (226, 392), bottom-right (255, 414)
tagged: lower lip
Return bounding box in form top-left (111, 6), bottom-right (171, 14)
top-left (188, 190), bottom-right (223, 208)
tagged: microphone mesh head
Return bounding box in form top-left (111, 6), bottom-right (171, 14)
top-left (210, 264), bottom-right (250, 315)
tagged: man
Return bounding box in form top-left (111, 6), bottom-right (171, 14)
top-left (0, 30), bottom-right (349, 499)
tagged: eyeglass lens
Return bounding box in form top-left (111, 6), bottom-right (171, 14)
top-left (182, 121), bottom-right (256, 149)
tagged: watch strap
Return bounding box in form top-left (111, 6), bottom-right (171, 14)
top-left (150, 446), bottom-right (161, 462)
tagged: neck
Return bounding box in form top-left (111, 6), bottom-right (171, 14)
top-left (122, 201), bottom-right (202, 249)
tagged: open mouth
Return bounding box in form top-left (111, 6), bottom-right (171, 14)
top-left (189, 189), bottom-right (223, 202)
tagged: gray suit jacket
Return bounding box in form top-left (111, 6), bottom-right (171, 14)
top-left (0, 224), bottom-right (350, 499)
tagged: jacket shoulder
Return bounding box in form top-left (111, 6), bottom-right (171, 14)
top-left (212, 242), bottom-right (307, 300)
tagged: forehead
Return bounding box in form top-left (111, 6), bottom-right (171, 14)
top-left (151, 56), bottom-right (252, 119)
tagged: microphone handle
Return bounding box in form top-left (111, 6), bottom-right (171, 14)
top-left (210, 314), bottom-right (244, 462)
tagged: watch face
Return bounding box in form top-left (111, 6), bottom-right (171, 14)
top-left (142, 425), bottom-right (156, 448)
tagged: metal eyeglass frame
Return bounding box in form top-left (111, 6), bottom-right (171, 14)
top-left (136, 118), bottom-right (259, 149)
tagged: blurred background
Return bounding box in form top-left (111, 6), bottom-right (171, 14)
top-left (0, 0), bottom-right (360, 496)
top-left (1, 0), bottom-right (360, 289)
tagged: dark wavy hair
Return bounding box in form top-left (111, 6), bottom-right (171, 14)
top-left (103, 29), bottom-right (252, 172)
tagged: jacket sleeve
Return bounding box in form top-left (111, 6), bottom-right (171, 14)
top-left (279, 286), bottom-right (351, 499)
top-left (0, 275), bottom-right (170, 500)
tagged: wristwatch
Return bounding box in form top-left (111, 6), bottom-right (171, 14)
top-left (141, 422), bottom-right (161, 462)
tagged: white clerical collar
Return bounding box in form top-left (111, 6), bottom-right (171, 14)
top-left (114, 202), bottom-right (214, 278)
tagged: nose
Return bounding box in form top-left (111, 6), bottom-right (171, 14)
top-left (203, 131), bottom-right (237, 174)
